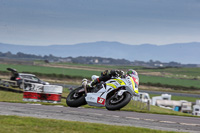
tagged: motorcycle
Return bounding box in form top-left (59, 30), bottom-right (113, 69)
top-left (66, 75), bottom-right (139, 110)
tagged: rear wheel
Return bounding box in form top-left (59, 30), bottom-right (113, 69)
top-left (66, 87), bottom-right (87, 107)
top-left (106, 91), bottom-right (131, 110)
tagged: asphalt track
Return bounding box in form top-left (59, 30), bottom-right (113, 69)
top-left (1, 102), bottom-right (200, 133)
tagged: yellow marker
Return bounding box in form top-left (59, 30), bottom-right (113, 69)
top-left (106, 83), bottom-right (117, 89)
top-left (113, 79), bottom-right (126, 85)
top-left (129, 77), bottom-right (138, 93)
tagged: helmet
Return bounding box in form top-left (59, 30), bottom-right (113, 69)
top-left (127, 69), bottom-right (138, 77)
top-left (127, 69), bottom-right (139, 85)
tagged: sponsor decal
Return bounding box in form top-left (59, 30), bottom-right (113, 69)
top-left (113, 79), bottom-right (126, 85)
top-left (87, 96), bottom-right (95, 101)
top-left (106, 83), bottom-right (117, 89)
top-left (97, 97), bottom-right (105, 105)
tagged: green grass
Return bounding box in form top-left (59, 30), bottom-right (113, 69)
top-left (140, 75), bottom-right (200, 88)
top-left (0, 115), bottom-right (181, 133)
top-left (120, 101), bottom-right (195, 117)
top-left (1, 63), bottom-right (200, 89)
top-left (0, 90), bottom-right (23, 102)
top-left (43, 62), bottom-right (200, 76)
top-left (0, 63), bottom-right (100, 78)
top-left (61, 63), bottom-right (200, 78)
top-left (0, 63), bottom-right (141, 78)
top-left (143, 67), bottom-right (200, 77)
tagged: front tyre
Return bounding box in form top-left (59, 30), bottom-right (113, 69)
top-left (66, 87), bottom-right (87, 107)
top-left (106, 91), bottom-right (131, 110)
top-left (19, 83), bottom-right (24, 89)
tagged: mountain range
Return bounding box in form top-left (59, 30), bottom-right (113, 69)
top-left (0, 41), bottom-right (200, 64)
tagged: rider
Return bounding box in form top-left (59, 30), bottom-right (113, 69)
top-left (126, 69), bottom-right (139, 89)
top-left (85, 69), bottom-right (139, 89)
top-left (89, 70), bottom-right (124, 86)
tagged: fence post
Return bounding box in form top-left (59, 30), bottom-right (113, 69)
top-left (23, 78), bottom-right (25, 90)
top-left (147, 100), bottom-right (151, 111)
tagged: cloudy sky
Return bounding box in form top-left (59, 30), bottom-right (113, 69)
top-left (0, 0), bottom-right (200, 46)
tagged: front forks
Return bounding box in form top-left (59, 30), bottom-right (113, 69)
top-left (82, 81), bottom-right (88, 95)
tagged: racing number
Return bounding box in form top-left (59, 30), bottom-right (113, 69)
top-left (97, 97), bottom-right (105, 105)
top-left (98, 98), bottom-right (104, 103)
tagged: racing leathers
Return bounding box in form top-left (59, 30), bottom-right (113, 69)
top-left (89, 70), bottom-right (124, 87)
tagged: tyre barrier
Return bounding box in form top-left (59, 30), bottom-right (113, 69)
top-left (23, 83), bottom-right (63, 103)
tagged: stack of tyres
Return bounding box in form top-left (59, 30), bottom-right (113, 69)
top-left (23, 83), bottom-right (63, 103)
top-left (23, 83), bottom-right (43, 102)
top-left (41, 85), bottom-right (63, 103)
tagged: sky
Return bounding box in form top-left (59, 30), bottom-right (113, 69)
top-left (0, 0), bottom-right (200, 46)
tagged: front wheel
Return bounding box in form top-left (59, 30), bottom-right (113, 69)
top-left (66, 87), bottom-right (87, 107)
top-left (19, 83), bottom-right (24, 89)
top-left (106, 91), bottom-right (131, 110)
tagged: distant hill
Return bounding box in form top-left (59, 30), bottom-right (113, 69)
top-left (0, 41), bottom-right (200, 64)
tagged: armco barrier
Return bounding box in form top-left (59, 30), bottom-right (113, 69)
top-left (23, 83), bottom-right (63, 103)
top-left (0, 79), bottom-right (18, 88)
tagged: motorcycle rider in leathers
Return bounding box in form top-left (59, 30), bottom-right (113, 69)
top-left (83, 69), bottom-right (139, 90)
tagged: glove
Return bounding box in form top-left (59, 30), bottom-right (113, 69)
top-left (101, 70), bottom-right (108, 76)
top-left (110, 70), bottom-right (119, 77)
top-left (117, 70), bottom-right (125, 77)
top-left (90, 78), bottom-right (99, 87)
top-left (87, 82), bottom-right (92, 88)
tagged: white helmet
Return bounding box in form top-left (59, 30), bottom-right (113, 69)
top-left (127, 69), bottom-right (139, 85)
top-left (127, 69), bottom-right (138, 77)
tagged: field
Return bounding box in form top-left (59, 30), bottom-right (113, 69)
top-left (0, 62), bottom-right (199, 133)
top-left (1, 63), bottom-right (200, 89)
top-left (0, 115), bottom-right (181, 133)
top-left (0, 62), bottom-right (200, 112)
top-left (140, 75), bottom-right (200, 88)
top-left (0, 64), bottom-right (100, 78)
top-left (142, 67), bottom-right (200, 77)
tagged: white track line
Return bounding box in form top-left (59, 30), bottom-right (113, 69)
top-left (179, 123), bottom-right (200, 126)
top-left (159, 121), bottom-right (177, 124)
top-left (126, 117), bottom-right (140, 120)
top-left (143, 119), bottom-right (155, 121)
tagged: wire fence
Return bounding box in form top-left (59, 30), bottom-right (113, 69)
top-left (132, 96), bottom-right (151, 111)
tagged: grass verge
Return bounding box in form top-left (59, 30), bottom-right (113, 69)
top-left (0, 115), bottom-right (182, 133)
top-left (0, 87), bottom-right (198, 117)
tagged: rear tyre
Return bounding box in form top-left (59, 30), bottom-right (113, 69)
top-left (66, 87), bottom-right (87, 107)
top-left (106, 91), bottom-right (131, 110)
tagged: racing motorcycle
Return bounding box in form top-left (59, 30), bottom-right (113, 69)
top-left (66, 75), bottom-right (139, 110)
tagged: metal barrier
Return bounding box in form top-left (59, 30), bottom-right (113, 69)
top-left (132, 96), bottom-right (151, 111)
top-left (0, 79), bottom-right (18, 88)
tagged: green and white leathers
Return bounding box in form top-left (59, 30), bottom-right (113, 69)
top-left (66, 75), bottom-right (139, 110)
